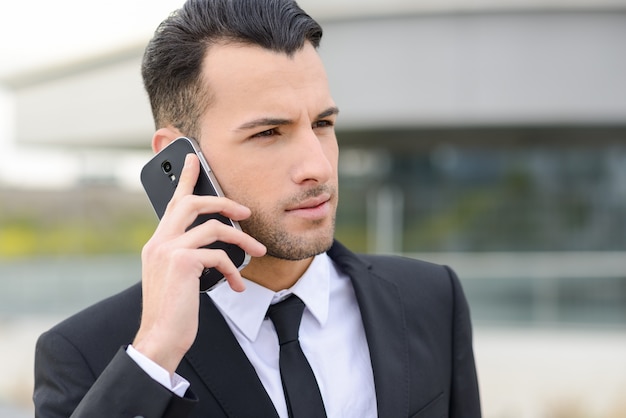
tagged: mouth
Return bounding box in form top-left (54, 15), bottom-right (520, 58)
top-left (285, 193), bottom-right (332, 220)
top-left (286, 193), bottom-right (331, 212)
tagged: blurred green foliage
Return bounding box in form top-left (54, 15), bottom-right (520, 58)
top-left (0, 187), bottom-right (157, 258)
top-left (0, 215), bottom-right (156, 257)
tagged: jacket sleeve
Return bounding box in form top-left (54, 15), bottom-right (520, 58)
top-left (34, 330), bottom-right (197, 418)
top-left (445, 266), bottom-right (482, 417)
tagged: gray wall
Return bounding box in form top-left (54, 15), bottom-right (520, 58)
top-left (322, 11), bottom-right (626, 128)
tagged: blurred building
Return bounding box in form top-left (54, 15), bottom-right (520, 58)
top-left (2, 0), bottom-right (624, 324)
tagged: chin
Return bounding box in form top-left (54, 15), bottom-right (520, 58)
top-left (264, 232), bottom-right (334, 261)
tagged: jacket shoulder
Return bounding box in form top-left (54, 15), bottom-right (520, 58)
top-left (328, 241), bottom-right (460, 309)
top-left (330, 240), bottom-right (453, 283)
top-left (361, 252), bottom-right (449, 276)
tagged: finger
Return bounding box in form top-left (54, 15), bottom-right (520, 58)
top-left (179, 195), bottom-right (252, 222)
top-left (172, 153), bottom-right (200, 199)
top-left (159, 194), bottom-right (253, 237)
top-left (189, 248), bottom-right (247, 292)
top-left (159, 153), bottom-right (201, 227)
top-left (175, 218), bottom-right (267, 257)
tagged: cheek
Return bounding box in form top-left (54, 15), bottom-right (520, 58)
top-left (207, 158), bottom-right (243, 199)
top-left (215, 172), bottom-right (249, 203)
top-left (214, 165), bottom-right (269, 209)
top-left (205, 148), bottom-right (254, 198)
top-left (325, 141), bottom-right (340, 176)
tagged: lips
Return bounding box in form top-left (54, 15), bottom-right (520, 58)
top-left (286, 193), bottom-right (331, 212)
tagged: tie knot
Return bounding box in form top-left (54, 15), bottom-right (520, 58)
top-left (267, 295), bottom-right (305, 345)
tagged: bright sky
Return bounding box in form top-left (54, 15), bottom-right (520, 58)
top-left (0, 0), bottom-right (186, 78)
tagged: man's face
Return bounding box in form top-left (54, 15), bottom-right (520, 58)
top-left (197, 42), bottom-right (339, 261)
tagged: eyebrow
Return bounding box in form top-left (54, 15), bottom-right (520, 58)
top-left (236, 106), bottom-right (340, 131)
top-left (317, 106), bottom-right (340, 119)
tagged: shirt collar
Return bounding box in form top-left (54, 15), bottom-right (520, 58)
top-left (208, 253), bottom-right (331, 342)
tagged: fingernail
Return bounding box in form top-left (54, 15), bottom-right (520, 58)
top-left (255, 241), bottom-right (267, 253)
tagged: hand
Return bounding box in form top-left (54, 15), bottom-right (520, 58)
top-left (133, 153), bottom-right (266, 374)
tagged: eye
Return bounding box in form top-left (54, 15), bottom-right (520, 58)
top-left (313, 120), bottom-right (334, 129)
top-left (252, 128), bottom-right (278, 138)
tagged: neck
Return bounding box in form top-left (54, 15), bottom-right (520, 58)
top-left (241, 255), bottom-right (315, 292)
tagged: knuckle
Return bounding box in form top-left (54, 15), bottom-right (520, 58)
top-left (205, 248), bottom-right (233, 268)
top-left (165, 193), bottom-right (194, 212)
top-left (170, 248), bottom-right (195, 267)
top-left (176, 193), bottom-right (195, 209)
top-left (141, 238), bottom-right (161, 259)
top-left (205, 218), bottom-right (225, 228)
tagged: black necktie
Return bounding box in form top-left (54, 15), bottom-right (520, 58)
top-left (267, 295), bottom-right (327, 418)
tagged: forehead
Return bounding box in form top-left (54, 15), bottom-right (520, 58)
top-left (200, 42), bottom-right (333, 114)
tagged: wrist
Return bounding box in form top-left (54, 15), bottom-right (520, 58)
top-left (132, 332), bottom-right (186, 375)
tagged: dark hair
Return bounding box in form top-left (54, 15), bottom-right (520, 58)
top-left (141, 0), bottom-right (323, 139)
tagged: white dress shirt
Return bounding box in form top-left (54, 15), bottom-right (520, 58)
top-left (129, 253), bottom-right (377, 417)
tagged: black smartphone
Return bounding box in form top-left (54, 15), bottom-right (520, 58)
top-left (140, 136), bottom-right (250, 292)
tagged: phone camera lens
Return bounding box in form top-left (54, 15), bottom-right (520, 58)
top-left (162, 161), bottom-right (172, 174)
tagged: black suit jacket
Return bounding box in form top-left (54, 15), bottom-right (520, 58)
top-left (34, 241), bottom-right (481, 417)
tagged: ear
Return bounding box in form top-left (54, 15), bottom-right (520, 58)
top-left (152, 126), bottom-right (184, 153)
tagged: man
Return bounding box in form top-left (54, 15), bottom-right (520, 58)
top-left (34, 0), bottom-right (481, 417)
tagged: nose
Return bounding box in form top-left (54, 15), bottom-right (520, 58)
top-left (290, 127), bottom-right (335, 185)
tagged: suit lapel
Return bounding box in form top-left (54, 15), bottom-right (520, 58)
top-left (184, 294), bottom-right (279, 418)
top-left (329, 241), bottom-right (409, 417)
